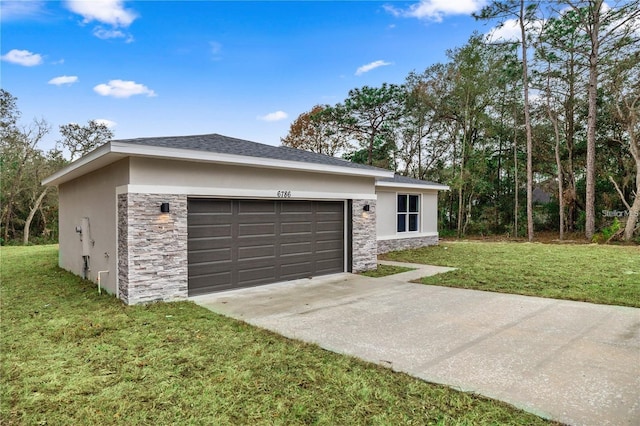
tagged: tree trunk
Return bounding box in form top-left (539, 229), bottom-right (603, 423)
top-left (513, 105), bottom-right (519, 238)
top-left (23, 187), bottom-right (49, 245)
top-left (624, 120), bottom-right (640, 241)
top-left (546, 62), bottom-right (564, 240)
top-left (519, 0), bottom-right (534, 242)
top-left (585, 0), bottom-right (602, 240)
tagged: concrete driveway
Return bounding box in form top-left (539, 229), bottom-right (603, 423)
top-left (192, 261), bottom-right (640, 426)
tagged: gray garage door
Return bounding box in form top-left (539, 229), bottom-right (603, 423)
top-left (188, 199), bottom-right (345, 296)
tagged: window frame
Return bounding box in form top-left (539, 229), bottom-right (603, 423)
top-left (396, 193), bottom-right (420, 233)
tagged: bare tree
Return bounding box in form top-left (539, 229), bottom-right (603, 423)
top-left (58, 120), bottom-right (113, 161)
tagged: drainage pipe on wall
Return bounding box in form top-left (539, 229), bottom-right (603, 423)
top-left (97, 270), bottom-right (109, 294)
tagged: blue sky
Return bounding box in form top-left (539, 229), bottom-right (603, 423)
top-left (1, 0), bottom-right (498, 153)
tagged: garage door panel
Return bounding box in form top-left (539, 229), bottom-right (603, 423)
top-left (238, 266), bottom-right (277, 283)
top-left (316, 239), bottom-right (342, 251)
top-left (188, 224), bottom-right (232, 238)
top-left (281, 241), bottom-right (312, 255)
top-left (281, 222), bottom-right (313, 234)
top-left (188, 199), bottom-right (344, 295)
top-left (281, 201), bottom-right (313, 213)
top-left (238, 222), bottom-right (275, 235)
top-left (315, 231), bottom-right (343, 242)
top-left (188, 237), bottom-right (234, 251)
top-left (238, 245), bottom-right (275, 260)
top-left (188, 214), bottom-right (234, 226)
top-left (189, 199), bottom-right (233, 214)
top-left (188, 262), bottom-right (233, 278)
top-left (280, 263), bottom-right (313, 278)
top-left (189, 248), bottom-right (232, 264)
top-left (317, 220), bottom-right (342, 232)
top-left (315, 260), bottom-right (337, 275)
top-left (189, 272), bottom-right (233, 294)
top-left (238, 202), bottom-right (277, 214)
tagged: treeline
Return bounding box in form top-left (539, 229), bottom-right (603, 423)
top-left (0, 89), bottom-right (112, 244)
top-left (282, 0), bottom-right (639, 242)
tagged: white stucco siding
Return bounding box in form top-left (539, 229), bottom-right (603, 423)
top-left (58, 158), bottom-right (129, 294)
top-left (127, 157), bottom-right (376, 199)
top-left (376, 191), bottom-right (397, 237)
top-left (421, 191), bottom-right (438, 233)
top-left (375, 188), bottom-right (439, 239)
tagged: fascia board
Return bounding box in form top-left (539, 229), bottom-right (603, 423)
top-left (376, 181), bottom-right (450, 191)
top-left (42, 142), bottom-right (117, 186)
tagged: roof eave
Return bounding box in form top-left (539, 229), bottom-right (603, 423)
top-left (42, 142), bottom-right (121, 186)
top-left (43, 142), bottom-right (394, 186)
top-left (376, 180), bottom-right (450, 191)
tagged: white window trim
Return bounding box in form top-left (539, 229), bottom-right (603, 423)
top-left (396, 193), bottom-right (421, 234)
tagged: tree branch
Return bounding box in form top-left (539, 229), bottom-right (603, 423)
top-left (608, 175), bottom-right (631, 210)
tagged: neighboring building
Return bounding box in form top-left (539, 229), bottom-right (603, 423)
top-left (43, 134), bottom-right (448, 304)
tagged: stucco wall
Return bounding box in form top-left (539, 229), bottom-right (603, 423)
top-left (376, 188), bottom-right (439, 238)
top-left (58, 158), bottom-right (130, 294)
top-left (128, 157), bottom-right (375, 199)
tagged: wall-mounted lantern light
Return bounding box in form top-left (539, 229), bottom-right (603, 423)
top-left (363, 204), bottom-right (370, 212)
top-left (160, 202), bottom-right (170, 213)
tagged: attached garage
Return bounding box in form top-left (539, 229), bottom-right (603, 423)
top-left (187, 199), bottom-right (345, 295)
top-left (43, 133), bottom-right (447, 305)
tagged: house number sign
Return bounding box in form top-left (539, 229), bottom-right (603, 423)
top-left (277, 190), bottom-right (292, 198)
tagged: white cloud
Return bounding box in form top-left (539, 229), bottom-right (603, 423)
top-left (65, 0), bottom-right (137, 27)
top-left (48, 75), bottom-right (78, 86)
top-left (1, 49), bottom-right (43, 66)
top-left (485, 18), bottom-right (545, 43)
top-left (0, 1), bottom-right (46, 22)
top-left (94, 118), bottom-right (117, 128)
top-left (385, 0), bottom-right (486, 22)
top-left (355, 60), bottom-right (392, 76)
top-left (93, 79), bottom-right (156, 98)
top-left (258, 111), bottom-right (288, 122)
top-left (93, 26), bottom-right (133, 42)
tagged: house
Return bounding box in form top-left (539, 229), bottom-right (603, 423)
top-left (43, 134), bottom-right (449, 305)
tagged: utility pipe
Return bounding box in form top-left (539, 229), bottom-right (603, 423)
top-left (97, 270), bottom-right (109, 294)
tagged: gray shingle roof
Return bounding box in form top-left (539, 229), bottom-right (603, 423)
top-left (378, 174), bottom-right (448, 188)
top-left (116, 133), bottom-right (386, 172)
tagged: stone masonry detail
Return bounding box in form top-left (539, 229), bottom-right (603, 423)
top-left (118, 193), bottom-right (188, 304)
top-left (351, 199), bottom-right (377, 272)
top-left (377, 235), bottom-right (439, 254)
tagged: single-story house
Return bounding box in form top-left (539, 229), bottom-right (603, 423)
top-left (43, 133), bottom-right (448, 305)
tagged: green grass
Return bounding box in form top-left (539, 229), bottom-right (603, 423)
top-left (383, 241), bottom-right (640, 308)
top-left (360, 264), bottom-right (415, 278)
top-left (0, 245), bottom-right (555, 425)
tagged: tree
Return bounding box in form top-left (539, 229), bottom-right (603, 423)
top-left (0, 114), bottom-right (51, 243)
top-left (607, 51), bottom-right (640, 240)
top-left (58, 120), bottom-right (113, 161)
top-left (475, 0), bottom-right (541, 241)
top-left (558, 0), bottom-right (640, 239)
top-left (281, 105), bottom-right (349, 156)
top-left (400, 66), bottom-right (453, 180)
top-left (327, 83), bottom-right (405, 166)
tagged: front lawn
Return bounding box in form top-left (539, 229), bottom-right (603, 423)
top-left (0, 245), bottom-right (554, 425)
top-left (383, 241), bottom-right (640, 308)
top-left (359, 264), bottom-right (415, 278)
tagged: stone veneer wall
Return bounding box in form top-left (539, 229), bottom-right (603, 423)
top-left (118, 193), bottom-right (188, 304)
top-left (351, 199), bottom-right (377, 272)
top-left (377, 234), bottom-right (439, 254)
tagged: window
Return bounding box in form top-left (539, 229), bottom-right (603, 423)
top-left (397, 194), bottom-right (419, 232)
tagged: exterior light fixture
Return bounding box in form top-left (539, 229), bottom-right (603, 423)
top-left (363, 204), bottom-right (370, 212)
top-left (160, 203), bottom-right (170, 213)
